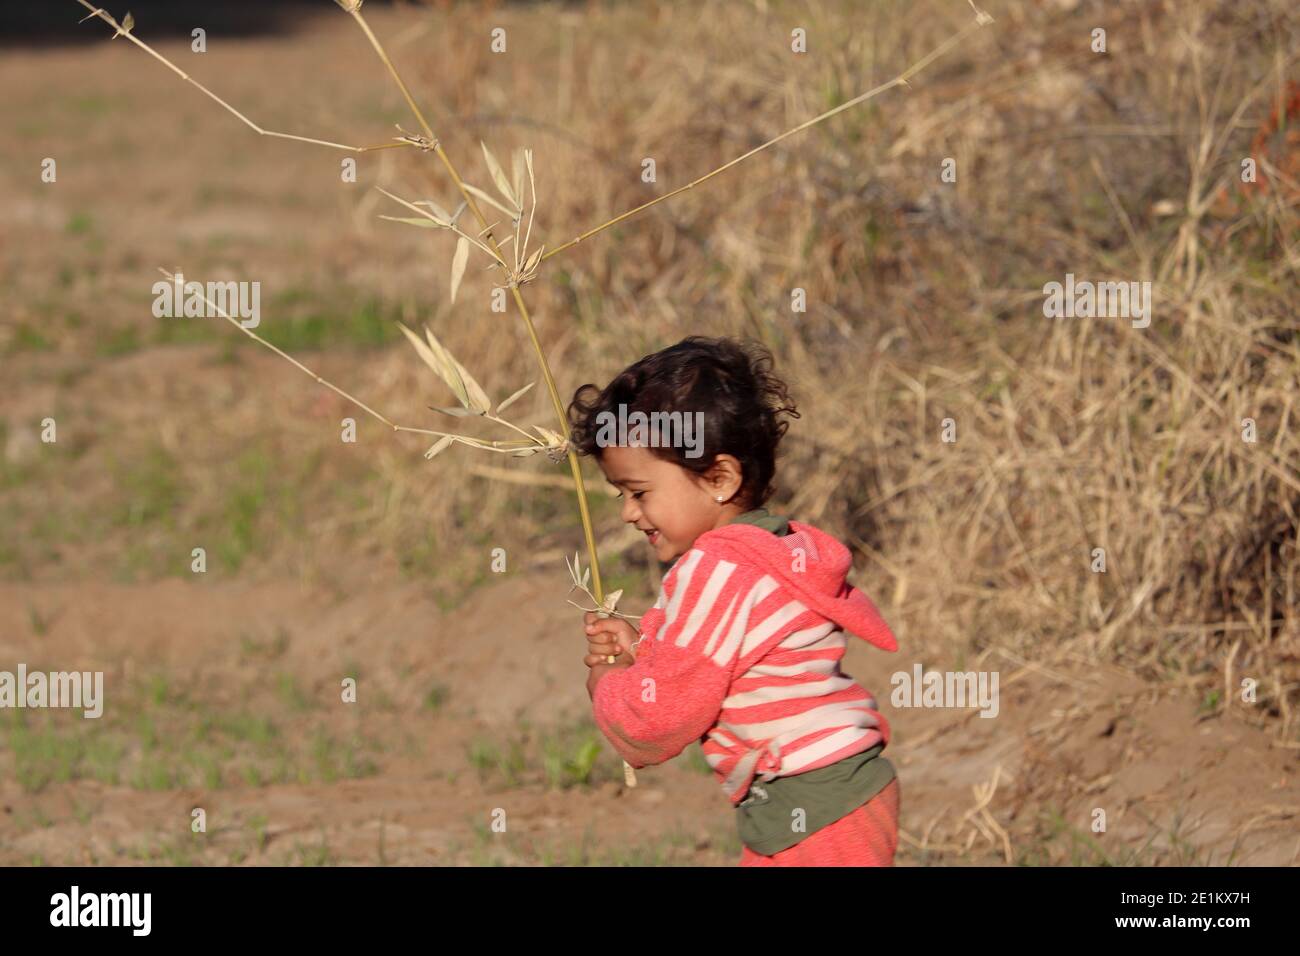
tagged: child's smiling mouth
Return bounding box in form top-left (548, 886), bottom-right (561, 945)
top-left (640, 527), bottom-right (661, 545)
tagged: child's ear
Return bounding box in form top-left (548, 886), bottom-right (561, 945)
top-left (706, 455), bottom-right (745, 502)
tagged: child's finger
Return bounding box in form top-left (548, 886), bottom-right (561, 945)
top-left (587, 616), bottom-right (636, 635)
top-left (584, 619), bottom-right (624, 638)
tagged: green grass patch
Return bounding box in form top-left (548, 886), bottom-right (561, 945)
top-left (539, 724), bottom-right (608, 790)
top-left (395, 522), bottom-right (492, 610)
top-left (464, 717), bottom-right (624, 792)
top-left (64, 211), bottom-right (94, 236)
top-left (310, 728), bottom-right (378, 783)
top-left (94, 327), bottom-right (143, 361)
top-left (111, 442), bottom-right (184, 529)
top-left (276, 673), bottom-right (313, 713)
top-left (422, 682), bottom-right (450, 713)
top-left (149, 288), bottom-right (409, 353)
top-left (239, 627), bottom-right (290, 662)
top-left (6, 324), bottom-right (54, 354)
top-left (684, 742), bottom-right (714, 776)
top-left (292, 831), bottom-right (338, 867)
top-left (68, 95), bottom-right (112, 118)
top-left (466, 736), bottom-right (526, 788)
top-left (1018, 804), bottom-right (1243, 867)
top-left (252, 290), bottom-right (405, 352)
top-left (0, 674), bottom-right (383, 798)
top-left (218, 448), bottom-right (273, 570)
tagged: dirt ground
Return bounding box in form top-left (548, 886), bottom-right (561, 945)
top-left (1, 4), bottom-right (1297, 866)
top-left (4, 563), bottom-right (1298, 866)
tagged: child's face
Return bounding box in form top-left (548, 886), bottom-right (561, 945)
top-left (598, 445), bottom-right (739, 563)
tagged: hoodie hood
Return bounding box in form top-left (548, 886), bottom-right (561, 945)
top-left (694, 520), bottom-right (898, 652)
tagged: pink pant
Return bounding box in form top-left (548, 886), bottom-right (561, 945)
top-left (739, 777), bottom-right (900, 867)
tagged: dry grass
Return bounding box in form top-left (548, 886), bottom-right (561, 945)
top-left (377, 0), bottom-right (1300, 736)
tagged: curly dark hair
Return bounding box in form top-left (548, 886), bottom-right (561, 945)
top-left (567, 336), bottom-right (800, 508)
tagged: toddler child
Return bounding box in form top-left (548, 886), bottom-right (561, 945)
top-left (568, 336), bottom-right (900, 866)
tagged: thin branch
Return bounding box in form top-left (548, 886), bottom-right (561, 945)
top-left (484, 412), bottom-right (546, 446)
top-left (155, 270), bottom-right (430, 435)
top-left (73, 0), bottom-right (416, 154)
top-left (157, 269), bottom-right (561, 456)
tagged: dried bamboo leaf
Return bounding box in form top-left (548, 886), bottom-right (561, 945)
top-left (400, 322), bottom-right (485, 414)
top-left (397, 322), bottom-right (457, 397)
top-left (511, 148), bottom-right (526, 211)
top-left (379, 215), bottom-right (447, 230)
top-left (423, 324), bottom-right (491, 414)
top-left (533, 424), bottom-right (564, 446)
top-left (461, 183), bottom-right (516, 219)
top-left (480, 141), bottom-right (519, 211)
top-left (449, 236), bottom-right (469, 305)
top-left (376, 187), bottom-right (447, 226)
top-left (420, 326), bottom-right (470, 411)
top-left (422, 328), bottom-right (469, 407)
top-left (522, 149), bottom-right (538, 264)
top-left (424, 435), bottom-right (455, 459)
top-left (429, 406), bottom-right (479, 418)
top-left (414, 199), bottom-right (454, 223)
top-left (495, 381), bottom-right (535, 415)
top-left (455, 361), bottom-right (492, 416)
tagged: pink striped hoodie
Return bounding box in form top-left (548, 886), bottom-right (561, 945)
top-left (591, 520), bottom-right (898, 804)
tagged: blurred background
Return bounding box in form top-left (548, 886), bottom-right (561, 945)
top-left (1, 0), bottom-right (1297, 866)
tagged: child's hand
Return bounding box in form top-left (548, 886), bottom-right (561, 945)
top-left (583, 611), bottom-right (639, 668)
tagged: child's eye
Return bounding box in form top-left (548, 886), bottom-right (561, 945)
top-left (631, 491), bottom-right (646, 500)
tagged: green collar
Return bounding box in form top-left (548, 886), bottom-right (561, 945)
top-left (728, 507), bottom-right (790, 537)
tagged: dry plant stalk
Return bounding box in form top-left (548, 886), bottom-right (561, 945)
top-left (73, 0), bottom-right (994, 789)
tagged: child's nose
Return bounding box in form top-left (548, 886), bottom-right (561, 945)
top-left (620, 497), bottom-right (640, 523)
